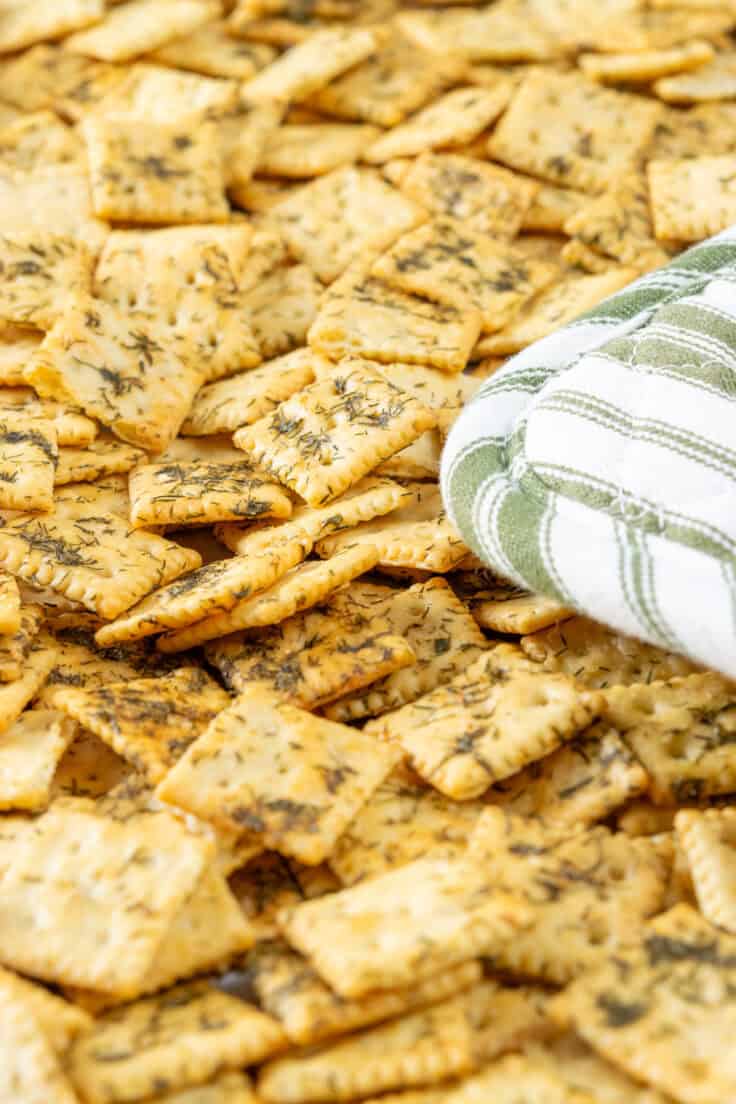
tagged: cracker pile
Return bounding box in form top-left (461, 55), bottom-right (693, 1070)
top-left (0, 1), bottom-right (736, 1102)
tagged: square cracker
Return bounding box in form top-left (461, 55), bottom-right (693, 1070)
top-left (279, 851), bottom-right (531, 998)
top-left (602, 672), bottom-right (736, 803)
top-left (467, 581), bottom-right (573, 635)
top-left (307, 34), bottom-right (466, 128)
top-left (363, 86), bottom-right (511, 164)
top-left (204, 594), bottom-right (415, 709)
top-left (258, 994), bottom-right (475, 1102)
top-left (272, 167), bottom-right (425, 285)
top-left (0, 802), bottom-right (211, 994)
top-left (556, 904), bottom-right (736, 1104)
top-left (563, 173), bottom-right (670, 269)
top-left (373, 217), bottom-right (558, 333)
top-left (67, 981), bottom-right (286, 1104)
top-left (156, 684), bottom-right (400, 864)
top-left (0, 0), bottom-right (103, 55)
top-left (0, 505), bottom-right (198, 620)
top-left (257, 123), bottom-right (380, 178)
top-left (27, 295), bottom-right (203, 452)
top-left (55, 437), bottom-right (144, 486)
top-left (0, 166), bottom-right (108, 258)
top-left (83, 116), bottom-right (229, 225)
top-left (0, 708), bottom-right (77, 812)
top-left (0, 110), bottom-right (84, 173)
top-left (0, 603), bottom-right (44, 683)
top-left (0, 570), bottom-right (20, 635)
top-left (244, 263), bottom-right (321, 359)
top-left (0, 972), bottom-right (79, 1104)
top-left (0, 412), bottom-right (57, 511)
top-left (182, 349), bottom-right (318, 436)
top-left (367, 648), bottom-right (602, 800)
top-left (129, 459), bottom-right (293, 528)
top-left (308, 262), bottom-right (482, 373)
top-left (53, 667), bottom-right (230, 784)
top-left (329, 763), bottom-right (485, 887)
top-left (397, 153), bottom-right (539, 239)
top-left (94, 524), bottom-right (311, 646)
top-left (324, 577), bottom-right (488, 722)
top-left (471, 810), bottom-right (670, 984)
top-left (676, 808), bottom-right (736, 934)
top-left (233, 360), bottom-right (436, 507)
top-left (167, 542), bottom-right (375, 646)
top-left (150, 21), bottom-right (277, 80)
top-left (488, 70), bottom-right (661, 195)
top-left (648, 155), bottom-right (736, 240)
top-left (315, 483), bottom-right (469, 573)
top-left (65, 0), bottom-right (218, 62)
top-left (242, 27), bottom-right (379, 104)
top-left (246, 937), bottom-right (481, 1048)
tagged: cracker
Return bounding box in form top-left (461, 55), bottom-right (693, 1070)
top-left (83, 116), bottom-right (228, 225)
top-left (50, 729), bottom-right (130, 799)
top-left (272, 167), bottom-right (425, 285)
top-left (0, 569), bottom-right (19, 635)
top-left (0, 603), bottom-right (44, 683)
top-left (373, 218), bottom-right (557, 333)
top-left (233, 360), bottom-right (435, 507)
top-left (367, 649), bottom-right (601, 800)
top-left (324, 577), bottom-right (488, 722)
top-left (655, 49), bottom-right (736, 102)
top-left (648, 154), bottom-right (736, 240)
top-left (465, 981), bottom-right (554, 1066)
top-left (471, 809), bottom-right (670, 983)
top-left (373, 361), bottom-right (478, 435)
top-left (397, 153), bottom-right (539, 239)
top-left (246, 937), bottom-right (482, 1047)
top-left (675, 808), bottom-right (736, 934)
top-left (0, 412), bottom-right (56, 511)
top-left (556, 904), bottom-right (736, 1104)
top-left (475, 266), bottom-right (639, 356)
top-left (0, 801), bottom-right (211, 993)
top-left (0, 965), bottom-right (91, 1054)
top-left (0, 43), bottom-right (100, 112)
top-left (442, 1052), bottom-right (597, 1104)
top-left (0, 166), bottom-right (108, 258)
top-left (156, 684), bottom-right (400, 864)
top-left (68, 981), bottom-right (286, 1104)
top-left (129, 459), bottom-right (293, 528)
top-left (97, 61), bottom-right (239, 125)
top-left (0, 388), bottom-right (98, 448)
top-left (222, 97), bottom-right (287, 195)
top-left (648, 102), bottom-right (736, 160)
top-left (182, 349), bottom-right (319, 436)
top-left (258, 123), bottom-right (380, 178)
top-left (242, 27), bottom-right (379, 104)
top-left (488, 720), bottom-right (649, 827)
top-left (258, 995), bottom-right (474, 1102)
top-left (581, 40), bottom-right (715, 83)
top-left (245, 264), bottom-right (321, 359)
top-left (0, 505), bottom-right (199, 620)
top-left (395, 6), bottom-right (553, 63)
top-left (54, 437), bottom-right (142, 486)
top-left (488, 70), bottom-right (661, 194)
top-left (329, 763), bottom-right (484, 886)
top-left (94, 525), bottom-right (310, 646)
top-left (65, 0), bottom-right (218, 63)
top-left (469, 584), bottom-right (574, 634)
top-left (0, 323), bottom-right (43, 386)
top-left (150, 21), bottom-right (277, 80)
top-left (0, 110), bottom-right (84, 173)
top-left (309, 263), bottom-right (482, 373)
top-left (523, 182), bottom-right (588, 233)
top-left (0, 708), bottom-right (76, 812)
top-left (229, 851), bottom-right (339, 942)
top-left (279, 851), bottom-right (531, 998)
top-left (27, 295), bottom-right (204, 453)
top-left (0, 0), bottom-right (103, 55)
top-left (53, 667), bottom-right (230, 784)
top-left (0, 230), bottom-right (91, 331)
top-left (364, 86), bottom-right (510, 164)
top-left (374, 429), bottom-right (442, 480)
top-left (204, 600), bottom-right (414, 709)
top-left (0, 972), bottom-right (80, 1104)
top-left (564, 172), bottom-right (670, 268)
top-left (308, 35), bottom-right (466, 128)
top-left (602, 672), bottom-right (736, 803)
top-left (0, 633), bottom-right (57, 734)
top-left (520, 614), bottom-right (698, 688)
top-left (315, 484), bottom-right (469, 573)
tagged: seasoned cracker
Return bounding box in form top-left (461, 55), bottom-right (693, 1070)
top-left (53, 667), bottom-right (230, 784)
top-left (364, 86), bottom-right (511, 164)
top-left (245, 264), bottom-right (321, 359)
top-left (581, 40), bottom-right (714, 83)
top-left (233, 360), bottom-right (435, 507)
top-left (488, 70), bottom-right (661, 194)
top-left (0, 387), bottom-right (98, 448)
top-left (0, 709), bottom-right (77, 812)
top-left (150, 21), bottom-right (277, 80)
top-left (465, 981), bottom-right (554, 1066)
top-left (279, 851), bottom-right (531, 997)
top-left (94, 525), bottom-right (311, 646)
top-left (564, 172), bottom-right (670, 268)
top-left (229, 851), bottom-right (339, 942)
top-left (222, 96), bottom-right (286, 195)
top-left (242, 27), bottom-right (379, 104)
top-left (0, 166), bottom-right (108, 257)
top-left (523, 182), bottom-right (588, 233)
top-left (0, 412), bottom-right (56, 511)
top-left (97, 61), bottom-right (239, 125)
top-left (182, 349), bottom-right (319, 436)
top-left (648, 102), bottom-right (736, 160)
top-left (0, 110), bottom-right (84, 173)
top-left (488, 721), bottom-right (649, 827)
top-left (65, 0), bottom-right (218, 62)
top-left (0, 0), bottom-right (103, 55)
top-left (655, 49), bottom-right (736, 102)
top-left (0, 971), bottom-right (79, 1104)
top-left (0, 603), bottom-right (44, 683)
top-left (469, 582), bottom-right (574, 634)
top-left (258, 123), bottom-right (380, 178)
top-left (649, 154), bottom-right (736, 240)
top-left (676, 808), bottom-right (736, 934)
top-left (471, 809), bottom-right (670, 983)
top-left (0, 965), bottom-right (91, 1054)
top-left (258, 994), bottom-right (474, 1102)
top-left (272, 167), bottom-right (425, 285)
top-left (309, 262), bottom-right (482, 373)
top-left (0, 43), bottom-right (100, 112)
top-left (27, 295), bottom-right (203, 453)
top-left (443, 1052), bottom-right (597, 1104)
top-left (156, 684), bottom-right (400, 864)
top-left (0, 230), bottom-right (91, 330)
top-left (0, 323), bottom-right (43, 386)
top-left (54, 436), bottom-right (143, 486)
top-left (367, 649), bottom-right (601, 800)
top-left (325, 577), bottom-right (487, 722)
top-left (68, 981), bottom-right (286, 1103)
top-left (129, 459), bottom-right (293, 528)
top-left (83, 116), bottom-right (228, 225)
top-left (53, 474), bottom-right (130, 519)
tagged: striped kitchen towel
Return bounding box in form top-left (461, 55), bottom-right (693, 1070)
top-left (441, 227), bottom-right (736, 678)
